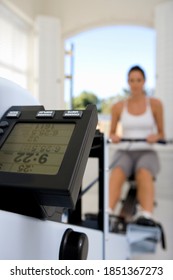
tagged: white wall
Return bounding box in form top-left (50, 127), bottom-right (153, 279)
top-left (6, 0), bottom-right (169, 36)
top-left (35, 16), bottom-right (65, 109)
top-left (155, 0), bottom-right (173, 139)
top-left (42, 0), bottom-right (169, 38)
top-left (1, 0), bottom-right (45, 20)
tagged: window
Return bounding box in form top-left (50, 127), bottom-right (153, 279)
top-left (0, 3), bottom-right (33, 90)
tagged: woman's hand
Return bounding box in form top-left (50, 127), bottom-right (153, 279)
top-left (147, 134), bottom-right (160, 143)
top-left (110, 134), bottom-right (121, 143)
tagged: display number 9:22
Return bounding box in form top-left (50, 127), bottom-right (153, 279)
top-left (14, 152), bottom-right (48, 164)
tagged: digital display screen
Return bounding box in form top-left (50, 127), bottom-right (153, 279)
top-left (0, 123), bottom-right (75, 175)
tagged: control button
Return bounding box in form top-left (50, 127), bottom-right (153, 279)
top-left (59, 228), bottom-right (88, 260)
top-left (6, 111), bottom-right (21, 118)
top-left (36, 110), bottom-right (55, 118)
top-left (63, 110), bottom-right (83, 118)
top-left (0, 121), bottom-right (9, 128)
top-left (0, 128), bottom-right (4, 135)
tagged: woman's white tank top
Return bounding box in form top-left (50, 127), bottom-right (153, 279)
top-left (118, 97), bottom-right (156, 150)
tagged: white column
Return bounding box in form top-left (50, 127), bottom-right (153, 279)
top-left (155, 1), bottom-right (173, 138)
top-left (35, 16), bottom-right (65, 109)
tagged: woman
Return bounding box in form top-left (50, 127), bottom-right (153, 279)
top-left (109, 65), bottom-right (164, 222)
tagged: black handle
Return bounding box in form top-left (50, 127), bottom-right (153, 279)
top-left (59, 228), bottom-right (89, 260)
top-left (108, 138), bottom-right (167, 144)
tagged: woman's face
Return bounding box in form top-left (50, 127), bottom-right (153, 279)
top-left (128, 70), bottom-right (145, 95)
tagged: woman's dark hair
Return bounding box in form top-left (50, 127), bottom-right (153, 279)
top-left (128, 65), bottom-right (146, 80)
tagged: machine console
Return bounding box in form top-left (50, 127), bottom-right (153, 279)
top-left (0, 104), bottom-right (97, 213)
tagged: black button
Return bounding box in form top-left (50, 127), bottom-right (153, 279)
top-left (63, 110), bottom-right (83, 118)
top-left (36, 110), bottom-right (55, 118)
top-left (0, 128), bottom-right (4, 135)
top-left (6, 111), bottom-right (21, 118)
top-left (0, 121), bottom-right (9, 128)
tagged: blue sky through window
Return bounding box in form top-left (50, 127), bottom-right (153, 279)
top-left (65, 25), bottom-right (156, 102)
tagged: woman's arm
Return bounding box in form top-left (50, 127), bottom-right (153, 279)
top-left (148, 98), bottom-right (165, 143)
top-left (109, 101), bottom-right (123, 143)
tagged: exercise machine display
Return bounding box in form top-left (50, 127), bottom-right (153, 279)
top-left (0, 104), bottom-right (98, 259)
top-left (0, 104), bottom-right (97, 212)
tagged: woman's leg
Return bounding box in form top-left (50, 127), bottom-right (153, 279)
top-left (109, 167), bottom-right (126, 211)
top-left (135, 150), bottom-right (160, 219)
top-left (135, 168), bottom-right (155, 213)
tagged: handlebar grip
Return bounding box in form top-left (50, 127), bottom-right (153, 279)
top-left (121, 138), bottom-right (167, 144)
top-left (157, 139), bottom-right (167, 144)
top-left (108, 138), bottom-right (168, 144)
top-left (120, 138), bottom-right (143, 142)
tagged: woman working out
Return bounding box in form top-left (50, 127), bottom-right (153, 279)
top-left (109, 65), bottom-right (165, 222)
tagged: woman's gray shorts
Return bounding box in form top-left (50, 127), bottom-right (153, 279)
top-left (111, 150), bottom-right (160, 178)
